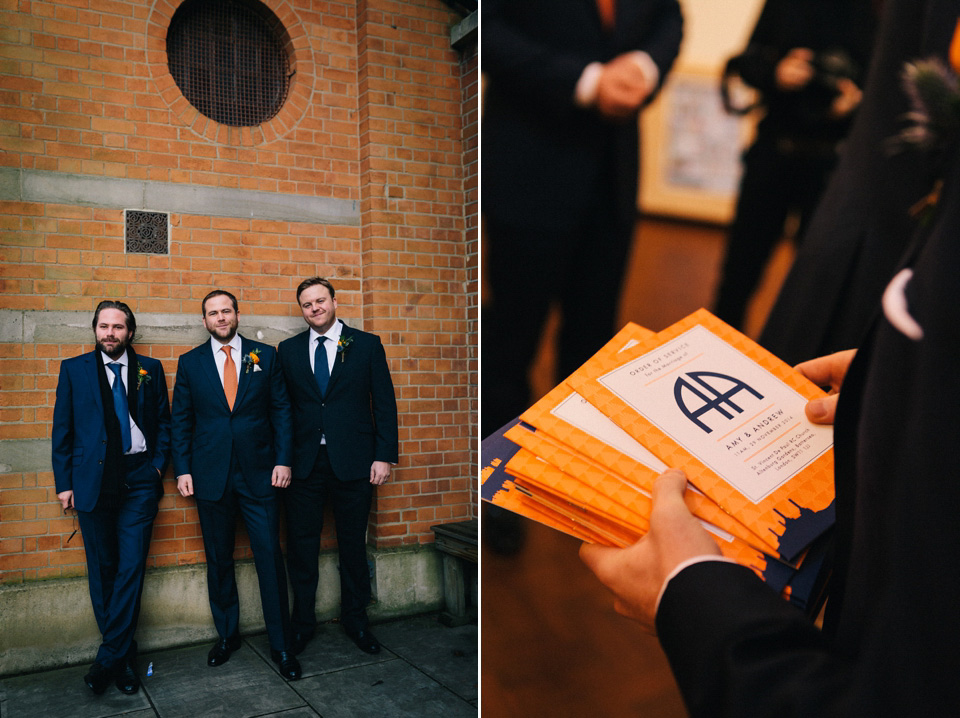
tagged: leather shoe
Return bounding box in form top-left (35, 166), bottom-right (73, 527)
top-left (291, 630), bottom-right (314, 656)
top-left (347, 629), bottom-right (381, 654)
top-left (270, 649), bottom-right (302, 681)
top-left (83, 662), bottom-right (113, 695)
top-left (114, 656), bottom-right (140, 695)
top-left (207, 635), bottom-right (241, 667)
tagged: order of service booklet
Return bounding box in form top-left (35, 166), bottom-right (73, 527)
top-left (481, 309), bottom-right (837, 606)
top-left (567, 309), bottom-right (835, 562)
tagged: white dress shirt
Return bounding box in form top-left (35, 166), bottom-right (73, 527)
top-left (101, 349), bottom-right (147, 455)
top-left (211, 334), bottom-right (242, 387)
top-left (308, 320), bottom-right (343, 375)
top-left (308, 320), bottom-right (342, 444)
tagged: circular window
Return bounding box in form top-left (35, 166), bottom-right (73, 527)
top-left (166, 0), bottom-right (292, 127)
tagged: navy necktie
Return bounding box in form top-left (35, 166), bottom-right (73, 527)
top-left (314, 337), bottom-right (329, 396)
top-left (108, 363), bottom-right (132, 453)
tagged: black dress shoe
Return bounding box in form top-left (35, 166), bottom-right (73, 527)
top-left (269, 649), bottom-right (302, 681)
top-left (114, 656), bottom-right (140, 695)
top-left (291, 630), bottom-right (314, 656)
top-left (83, 662), bottom-right (113, 695)
top-left (207, 635), bottom-right (241, 667)
top-left (347, 629), bottom-right (381, 654)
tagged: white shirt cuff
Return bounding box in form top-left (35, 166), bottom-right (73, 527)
top-left (627, 51), bottom-right (659, 90)
top-left (654, 555), bottom-right (739, 615)
top-left (575, 62), bottom-right (604, 107)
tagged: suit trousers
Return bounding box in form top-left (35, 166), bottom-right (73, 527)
top-left (284, 446), bottom-right (374, 637)
top-left (481, 191), bottom-right (635, 437)
top-left (713, 138), bottom-right (838, 330)
top-left (76, 452), bottom-right (159, 668)
top-left (195, 456), bottom-right (291, 651)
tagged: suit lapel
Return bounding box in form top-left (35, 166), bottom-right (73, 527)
top-left (295, 330), bottom-right (325, 402)
top-left (84, 351), bottom-right (106, 423)
top-left (127, 346), bottom-right (142, 424)
top-left (200, 340), bottom-right (231, 412)
top-left (234, 335), bottom-right (253, 409)
top-left (326, 322), bottom-right (351, 395)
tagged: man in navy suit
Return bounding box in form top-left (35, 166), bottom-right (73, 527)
top-left (52, 300), bottom-right (171, 696)
top-left (277, 277), bottom-right (399, 656)
top-left (171, 290), bottom-right (300, 680)
top-left (482, 0), bottom-right (683, 436)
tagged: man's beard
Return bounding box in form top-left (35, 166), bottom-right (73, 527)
top-left (96, 337), bottom-right (130, 360)
top-left (207, 322), bottom-right (238, 343)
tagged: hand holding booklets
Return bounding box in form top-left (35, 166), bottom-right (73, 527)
top-left (481, 310), bottom-right (835, 611)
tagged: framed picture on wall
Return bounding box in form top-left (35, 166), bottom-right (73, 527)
top-left (639, 64), bottom-right (757, 225)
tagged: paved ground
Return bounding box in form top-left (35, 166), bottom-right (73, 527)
top-left (0, 614), bottom-right (477, 718)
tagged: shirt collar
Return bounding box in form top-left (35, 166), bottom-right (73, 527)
top-left (210, 333), bottom-right (242, 356)
top-left (101, 349), bottom-right (128, 367)
top-left (309, 320), bottom-right (342, 347)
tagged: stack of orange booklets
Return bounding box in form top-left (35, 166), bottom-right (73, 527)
top-left (481, 309), bottom-right (836, 611)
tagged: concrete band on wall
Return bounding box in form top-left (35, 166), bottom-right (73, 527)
top-left (0, 168), bottom-right (360, 226)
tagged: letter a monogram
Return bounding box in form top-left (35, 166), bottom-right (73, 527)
top-left (674, 371), bottom-right (763, 433)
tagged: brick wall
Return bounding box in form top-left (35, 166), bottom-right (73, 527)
top-left (0, 0), bottom-right (477, 583)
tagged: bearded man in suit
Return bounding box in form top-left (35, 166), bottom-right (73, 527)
top-left (277, 277), bottom-right (399, 656)
top-left (52, 300), bottom-right (171, 695)
top-left (171, 289), bottom-right (300, 680)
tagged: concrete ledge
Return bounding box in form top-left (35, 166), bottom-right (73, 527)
top-left (0, 546), bottom-right (443, 677)
top-left (0, 309), bottom-right (306, 346)
top-left (0, 168), bottom-right (359, 225)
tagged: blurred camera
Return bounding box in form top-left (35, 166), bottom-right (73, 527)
top-left (811, 50), bottom-right (858, 93)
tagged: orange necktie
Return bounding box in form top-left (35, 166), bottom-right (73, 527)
top-left (597, 0), bottom-right (615, 29)
top-left (222, 346), bottom-right (237, 410)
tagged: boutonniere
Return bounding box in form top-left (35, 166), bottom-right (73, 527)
top-left (241, 348), bottom-right (262, 373)
top-left (136, 362), bottom-right (151, 389)
top-left (336, 335), bottom-right (354, 363)
top-left (893, 56), bottom-right (960, 224)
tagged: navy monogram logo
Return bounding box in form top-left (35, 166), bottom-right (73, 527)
top-left (674, 371), bottom-right (763, 433)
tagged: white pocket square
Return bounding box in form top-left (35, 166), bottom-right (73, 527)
top-left (882, 268), bottom-right (924, 341)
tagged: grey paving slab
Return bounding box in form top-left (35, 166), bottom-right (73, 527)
top-left (246, 626), bottom-right (392, 681)
top-left (375, 615), bottom-right (478, 703)
top-left (0, 662), bottom-right (152, 718)
top-left (294, 658), bottom-right (475, 718)
top-left (139, 641), bottom-right (305, 718)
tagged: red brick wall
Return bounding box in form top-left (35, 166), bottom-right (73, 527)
top-left (0, 0), bottom-right (477, 583)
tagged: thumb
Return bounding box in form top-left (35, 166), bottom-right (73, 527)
top-left (579, 542), bottom-right (620, 578)
top-left (650, 468), bottom-right (689, 518)
top-left (806, 394), bottom-right (839, 424)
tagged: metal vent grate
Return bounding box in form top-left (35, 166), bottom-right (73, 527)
top-left (125, 210), bottom-right (169, 254)
top-left (166, 0), bottom-right (291, 128)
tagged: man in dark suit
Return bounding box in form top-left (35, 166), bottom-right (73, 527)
top-left (277, 277), bottom-right (399, 656)
top-left (481, 0), bottom-right (683, 437)
top-left (759, 0), bottom-right (951, 365)
top-left (580, 6), bottom-right (960, 712)
top-left (171, 290), bottom-right (300, 680)
top-left (52, 300), bottom-right (171, 695)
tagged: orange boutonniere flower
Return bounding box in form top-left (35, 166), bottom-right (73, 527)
top-left (136, 362), bottom-right (151, 389)
top-left (336, 335), bottom-right (354, 363)
top-left (241, 348), bottom-right (262, 373)
top-left (950, 17), bottom-right (960, 75)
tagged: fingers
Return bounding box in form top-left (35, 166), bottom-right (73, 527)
top-left (177, 476), bottom-right (194, 497)
top-left (795, 349), bottom-right (857, 393)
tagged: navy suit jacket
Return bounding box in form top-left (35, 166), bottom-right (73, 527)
top-left (277, 323), bottom-right (398, 481)
top-left (654, 3), bottom-right (960, 711)
top-left (482, 0), bottom-right (682, 232)
top-left (170, 335), bottom-right (292, 501)
top-left (51, 350), bottom-right (171, 512)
